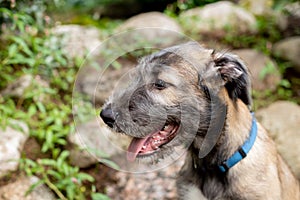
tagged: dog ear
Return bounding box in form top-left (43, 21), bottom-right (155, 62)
top-left (212, 52), bottom-right (252, 109)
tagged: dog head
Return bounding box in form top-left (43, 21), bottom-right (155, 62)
top-left (100, 42), bottom-right (251, 163)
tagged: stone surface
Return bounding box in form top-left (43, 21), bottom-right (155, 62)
top-left (179, 1), bottom-right (257, 38)
top-left (239, 0), bottom-right (273, 16)
top-left (238, 0), bottom-right (288, 31)
top-left (282, 2), bottom-right (300, 36)
top-left (273, 11), bottom-right (288, 31)
top-left (273, 37), bottom-right (300, 72)
top-left (233, 49), bottom-right (281, 91)
top-left (0, 176), bottom-right (55, 200)
top-left (0, 121), bottom-right (29, 178)
top-left (276, 125), bottom-right (300, 179)
top-left (75, 58), bottom-right (136, 105)
top-left (1, 74), bottom-right (32, 97)
top-left (1, 75), bottom-right (49, 101)
top-left (68, 117), bottom-right (130, 168)
top-left (115, 12), bottom-right (185, 48)
top-left (117, 12), bottom-right (182, 32)
top-left (52, 25), bottom-right (101, 58)
top-left (256, 101), bottom-right (300, 178)
top-left (284, 2), bottom-right (300, 18)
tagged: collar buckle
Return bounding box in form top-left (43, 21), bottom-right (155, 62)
top-left (220, 161), bottom-right (230, 172)
top-left (238, 147), bottom-right (247, 158)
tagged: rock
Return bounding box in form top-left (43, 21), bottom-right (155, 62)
top-left (0, 121), bottom-right (29, 178)
top-left (273, 37), bottom-right (300, 72)
top-left (52, 25), bottom-right (101, 58)
top-left (238, 0), bottom-right (288, 31)
top-left (75, 58), bottom-right (136, 105)
top-left (284, 2), bottom-right (300, 18)
top-left (256, 101), bottom-right (300, 178)
top-left (68, 118), bottom-right (130, 168)
top-left (179, 1), bottom-right (257, 38)
top-left (238, 0), bottom-right (273, 16)
top-left (0, 176), bottom-right (55, 200)
top-left (1, 75), bottom-right (49, 101)
top-left (1, 75), bottom-right (32, 97)
top-left (115, 12), bottom-right (185, 48)
top-left (276, 125), bottom-right (300, 179)
top-left (282, 2), bottom-right (300, 36)
top-left (117, 12), bottom-right (182, 33)
top-left (272, 11), bottom-right (288, 31)
top-left (256, 101), bottom-right (300, 139)
top-left (233, 49), bottom-right (281, 91)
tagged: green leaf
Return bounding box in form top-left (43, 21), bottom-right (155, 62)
top-left (57, 151), bottom-right (70, 168)
top-left (36, 102), bottom-right (46, 113)
top-left (259, 62), bottom-right (276, 80)
top-left (41, 142), bottom-right (49, 153)
top-left (25, 159), bottom-right (38, 167)
top-left (39, 158), bottom-right (57, 166)
top-left (54, 118), bottom-right (62, 126)
top-left (77, 173), bottom-right (94, 182)
top-left (62, 163), bottom-right (70, 176)
top-left (56, 138), bottom-right (67, 145)
top-left (66, 186), bottom-right (75, 200)
top-left (8, 57), bottom-right (35, 67)
top-left (45, 129), bottom-right (54, 149)
top-left (11, 36), bottom-right (34, 57)
top-left (25, 179), bottom-right (45, 196)
top-left (8, 44), bottom-right (18, 57)
top-left (47, 169), bottom-right (63, 180)
top-left (279, 79), bottom-right (291, 88)
top-left (91, 193), bottom-right (111, 200)
top-left (28, 104), bottom-right (37, 117)
top-left (52, 148), bottom-right (61, 159)
top-left (100, 159), bottom-right (119, 170)
top-left (44, 116), bottom-right (54, 125)
top-left (111, 60), bottom-right (121, 69)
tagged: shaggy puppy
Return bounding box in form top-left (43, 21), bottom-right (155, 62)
top-left (100, 42), bottom-right (300, 200)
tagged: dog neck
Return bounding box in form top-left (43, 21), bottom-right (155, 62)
top-left (192, 98), bottom-right (253, 173)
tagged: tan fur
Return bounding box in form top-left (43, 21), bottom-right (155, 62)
top-left (165, 49), bottom-right (300, 199)
top-left (174, 44), bottom-right (300, 199)
top-left (211, 88), bottom-right (299, 199)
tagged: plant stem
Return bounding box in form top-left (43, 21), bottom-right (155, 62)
top-left (43, 174), bottom-right (67, 200)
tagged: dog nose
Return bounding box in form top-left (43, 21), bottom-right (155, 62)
top-left (100, 104), bottom-right (116, 128)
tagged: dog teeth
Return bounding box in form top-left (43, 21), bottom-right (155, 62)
top-left (153, 140), bottom-right (161, 145)
top-left (153, 135), bottom-right (162, 140)
top-left (154, 146), bottom-right (158, 150)
top-left (164, 125), bottom-right (169, 130)
top-left (142, 145), bottom-right (146, 149)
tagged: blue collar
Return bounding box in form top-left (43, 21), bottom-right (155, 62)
top-left (218, 112), bottom-right (257, 173)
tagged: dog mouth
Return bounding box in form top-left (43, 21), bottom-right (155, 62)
top-left (127, 122), bottom-right (180, 162)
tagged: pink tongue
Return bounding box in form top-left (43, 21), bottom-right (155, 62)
top-left (127, 137), bottom-right (149, 162)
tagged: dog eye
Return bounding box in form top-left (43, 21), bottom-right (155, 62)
top-left (153, 79), bottom-right (167, 90)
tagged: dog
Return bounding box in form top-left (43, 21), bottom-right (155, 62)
top-left (100, 42), bottom-right (300, 199)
